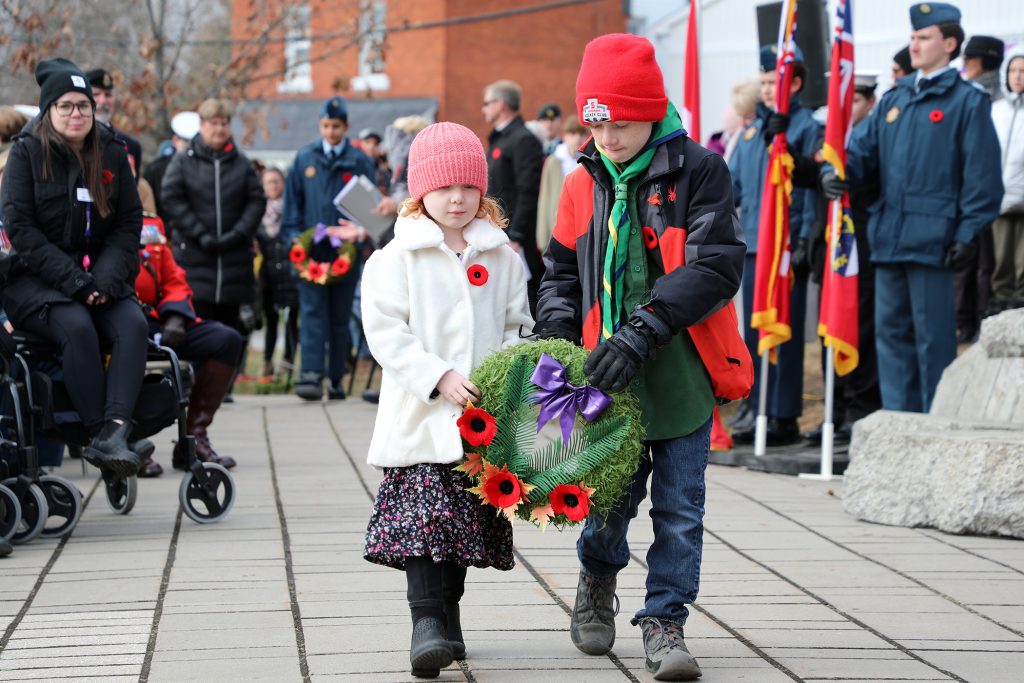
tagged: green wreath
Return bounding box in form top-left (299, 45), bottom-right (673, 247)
top-left (288, 224), bottom-right (357, 285)
top-left (455, 339), bottom-right (645, 529)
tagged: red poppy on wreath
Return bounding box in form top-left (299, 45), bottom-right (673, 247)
top-left (224, 142), bottom-right (235, 152)
top-left (642, 226), bottom-right (659, 250)
top-left (101, 169), bottom-right (114, 184)
top-left (457, 404), bottom-right (497, 446)
top-left (330, 255), bottom-right (351, 276)
top-left (929, 109), bottom-right (944, 123)
top-left (468, 463), bottom-right (535, 520)
top-left (289, 244), bottom-right (307, 264)
top-left (467, 264), bottom-right (489, 286)
top-left (549, 482), bottom-right (596, 522)
top-left (306, 261), bottom-right (326, 281)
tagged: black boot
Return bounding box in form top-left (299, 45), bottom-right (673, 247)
top-left (442, 561), bottom-right (467, 660)
top-left (444, 603), bottom-right (465, 661)
top-left (410, 616), bottom-right (453, 678)
top-left (407, 557), bottom-right (452, 677)
top-left (84, 421), bottom-right (140, 478)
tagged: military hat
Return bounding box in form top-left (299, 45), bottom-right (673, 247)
top-left (964, 35), bottom-right (1004, 60)
top-left (85, 68), bottom-right (114, 90)
top-left (358, 128), bottom-right (382, 142)
top-left (854, 71), bottom-right (879, 94)
top-left (320, 96), bottom-right (347, 121)
top-left (909, 3), bottom-right (961, 31)
top-left (537, 103), bottom-right (561, 120)
top-left (760, 44), bottom-right (805, 73)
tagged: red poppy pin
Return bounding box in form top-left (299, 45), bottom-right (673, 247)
top-left (929, 109), bottom-right (944, 123)
top-left (101, 169), bottom-right (114, 184)
top-left (467, 264), bottom-right (489, 286)
top-left (457, 405), bottom-right (497, 447)
top-left (491, 147), bottom-right (502, 160)
top-left (342, 172), bottom-right (353, 183)
top-left (224, 142), bottom-right (234, 152)
top-left (642, 226), bottom-right (659, 250)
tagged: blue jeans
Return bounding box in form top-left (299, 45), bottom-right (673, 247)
top-left (298, 278), bottom-right (357, 383)
top-left (577, 416), bottom-right (712, 624)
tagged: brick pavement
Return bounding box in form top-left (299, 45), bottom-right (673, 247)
top-left (1, 396), bottom-right (1022, 682)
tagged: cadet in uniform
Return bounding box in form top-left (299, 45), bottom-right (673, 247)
top-left (728, 45), bottom-right (822, 445)
top-left (822, 3), bottom-right (1003, 412)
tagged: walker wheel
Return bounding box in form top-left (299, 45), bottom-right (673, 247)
top-left (2, 478), bottom-right (49, 544)
top-left (0, 483), bottom-right (22, 541)
top-left (179, 462), bottom-right (234, 524)
top-left (38, 475), bottom-right (83, 539)
top-left (105, 474), bottom-right (137, 515)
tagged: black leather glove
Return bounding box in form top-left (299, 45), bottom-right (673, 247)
top-left (820, 170), bottom-right (848, 200)
top-left (944, 241), bottom-right (977, 270)
top-left (197, 233), bottom-right (217, 251)
top-left (791, 239), bottom-right (811, 277)
top-left (214, 231), bottom-right (244, 252)
top-left (160, 314), bottom-right (188, 348)
top-left (762, 111), bottom-right (790, 144)
top-left (533, 320), bottom-right (581, 344)
top-left (583, 308), bottom-right (672, 393)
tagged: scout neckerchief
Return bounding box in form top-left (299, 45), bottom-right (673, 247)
top-left (595, 101), bottom-right (685, 340)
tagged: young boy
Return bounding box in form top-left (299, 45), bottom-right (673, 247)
top-left (535, 34), bottom-right (745, 681)
top-left (281, 97), bottom-right (376, 400)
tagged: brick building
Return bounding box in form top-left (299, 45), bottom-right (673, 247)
top-left (231, 0), bottom-right (627, 161)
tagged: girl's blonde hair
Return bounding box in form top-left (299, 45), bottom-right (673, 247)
top-left (399, 194), bottom-right (508, 229)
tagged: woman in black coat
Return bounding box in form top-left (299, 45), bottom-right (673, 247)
top-left (0, 58), bottom-right (148, 477)
top-left (160, 98), bottom-right (265, 331)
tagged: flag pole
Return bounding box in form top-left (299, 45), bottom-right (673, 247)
top-left (754, 349), bottom-right (770, 457)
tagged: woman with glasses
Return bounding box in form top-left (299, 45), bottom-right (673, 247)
top-left (0, 58), bottom-right (149, 477)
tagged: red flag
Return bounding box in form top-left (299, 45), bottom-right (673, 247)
top-left (751, 0), bottom-right (798, 360)
top-left (682, 2), bottom-right (700, 142)
top-left (818, 0), bottom-right (860, 375)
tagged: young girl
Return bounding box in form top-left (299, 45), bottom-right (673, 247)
top-left (361, 122), bottom-right (533, 678)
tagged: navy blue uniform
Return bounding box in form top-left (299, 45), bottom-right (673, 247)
top-left (844, 67), bottom-right (1003, 411)
top-left (729, 99), bottom-right (822, 419)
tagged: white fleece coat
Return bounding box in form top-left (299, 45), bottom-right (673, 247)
top-left (362, 213), bottom-right (534, 468)
top-left (993, 47), bottom-right (1024, 215)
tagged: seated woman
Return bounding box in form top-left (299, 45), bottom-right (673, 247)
top-left (0, 58), bottom-right (148, 477)
top-left (135, 216), bottom-right (242, 476)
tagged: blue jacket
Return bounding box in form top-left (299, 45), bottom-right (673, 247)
top-left (281, 138), bottom-right (376, 244)
top-left (844, 68), bottom-right (1003, 266)
top-left (728, 99), bottom-right (822, 253)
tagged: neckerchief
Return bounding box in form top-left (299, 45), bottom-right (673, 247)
top-left (596, 102), bottom-right (684, 340)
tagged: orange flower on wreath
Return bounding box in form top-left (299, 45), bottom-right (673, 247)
top-left (468, 462), bottom-right (534, 521)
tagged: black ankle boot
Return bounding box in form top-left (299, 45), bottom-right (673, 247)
top-left (445, 602), bottom-right (465, 660)
top-left (410, 616), bottom-right (453, 678)
top-left (84, 421), bottom-right (140, 477)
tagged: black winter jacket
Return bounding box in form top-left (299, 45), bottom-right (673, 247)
top-left (161, 136), bottom-right (265, 305)
top-left (487, 116), bottom-right (544, 247)
top-left (0, 122), bottom-right (142, 325)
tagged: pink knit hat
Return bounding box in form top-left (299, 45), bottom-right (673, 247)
top-left (407, 122), bottom-right (488, 201)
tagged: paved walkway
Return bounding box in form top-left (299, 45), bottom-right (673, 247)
top-left (2, 396), bottom-right (1023, 682)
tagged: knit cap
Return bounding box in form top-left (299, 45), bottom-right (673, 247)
top-left (36, 58), bottom-right (94, 114)
top-left (407, 122), bottom-right (488, 201)
top-left (575, 33), bottom-right (668, 125)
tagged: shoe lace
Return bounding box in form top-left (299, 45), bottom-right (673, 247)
top-left (635, 617), bottom-right (686, 652)
top-left (582, 574), bottom-right (620, 618)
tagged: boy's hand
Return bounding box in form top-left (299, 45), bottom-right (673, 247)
top-left (436, 370), bottom-right (480, 407)
top-left (584, 309), bottom-right (672, 393)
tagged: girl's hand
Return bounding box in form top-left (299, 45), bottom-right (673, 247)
top-left (85, 291), bottom-right (108, 306)
top-left (436, 370), bottom-right (479, 407)
top-left (331, 219), bottom-right (367, 242)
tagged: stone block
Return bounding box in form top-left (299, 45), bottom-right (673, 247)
top-left (843, 411), bottom-right (1024, 538)
top-left (980, 308), bottom-right (1024, 358)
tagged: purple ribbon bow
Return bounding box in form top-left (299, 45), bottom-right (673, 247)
top-left (531, 353), bottom-right (612, 444)
top-left (313, 223), bottom-right (343, 248)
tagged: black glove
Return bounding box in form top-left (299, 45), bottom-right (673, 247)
top-left (72, 285), bottom-right (97, 305)
top-left (820, 170), bottom-right (848, 200)
top-left (214, 231), bottom-right (244, 252)
top-left (533, 320), bottom-right (580, 344)
top-left (238, 304), bottom-right (259, 334)
top-left (791, 239), bottom-right (811, 277)
top-left (197, 233), bottom-right (217, 251)
top-left (583, 308), bottom-right (672, 393)
top-left (160, 314), bottom-right (188, 348)
top-left (762, 111), bottom-right (790, 144)
top-left (944, 241), bottom-right (977, 270)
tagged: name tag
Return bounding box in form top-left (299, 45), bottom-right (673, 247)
top-left (77, 187), bottom-right (93, 203)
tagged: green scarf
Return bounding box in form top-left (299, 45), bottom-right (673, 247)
top-left (597, 102), bottom-right (684, 340)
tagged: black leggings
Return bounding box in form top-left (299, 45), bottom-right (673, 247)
top-left (261, 285), bottom-right (298, 365)
top-left (19, 299), bottom-right (148, 433)
top-left (406, 557), bottom-right (467, 624)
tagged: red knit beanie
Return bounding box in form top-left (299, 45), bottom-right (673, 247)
top-left (407, 122), bottom-right (488, 201)
top-left (575, 33), bottom-right (668, 125)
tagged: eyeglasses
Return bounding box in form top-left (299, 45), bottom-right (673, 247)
top-left (482, 98), bottom-right (498, 107)
top-left (53, 101), bottom-right (94, 117)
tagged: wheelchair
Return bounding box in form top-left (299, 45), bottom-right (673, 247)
top-left (0, 328), bottom-right (236, 545)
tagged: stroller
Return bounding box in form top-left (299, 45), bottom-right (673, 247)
top-left (0, 326), bottom-right (236, 545)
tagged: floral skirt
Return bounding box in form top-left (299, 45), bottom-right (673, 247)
top-left (364, 462), bottom-right (514, 571)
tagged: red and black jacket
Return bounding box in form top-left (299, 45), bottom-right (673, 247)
top-left (135, 216), bottom-right (196, 323)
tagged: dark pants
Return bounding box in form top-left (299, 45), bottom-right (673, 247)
top-left (954, 226), bottom-right (995, 337)
top-left (148, 318), bottom-right (244, 367)
top-left (822, 263), bottom-right (881, 424)
top-left (741, 253), bottom-right (807, 419)
top-left (875, 263), bottom-right (956, 413)
top-left (18, 299), bottom-right (148, 432)
top-left (194, 300), bottom-right (248, 375)
top-left (261, 285), bottom-right (298, 366)
top-left (297, 279), bottom-right (357, 383)
top-left (405, 556), bottom-right (467, 623)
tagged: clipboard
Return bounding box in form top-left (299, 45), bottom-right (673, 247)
top-left (332, 175), bottom-right (393, 240)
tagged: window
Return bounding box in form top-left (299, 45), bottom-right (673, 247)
top-left (351, 0), bottom-right (389, 92)
top-left (278, 3), bottom-right (312, 94)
